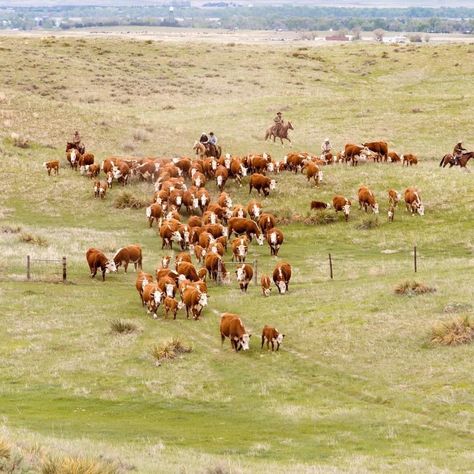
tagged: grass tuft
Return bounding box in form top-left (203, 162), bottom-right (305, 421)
top-left (19, 232), bottom-right (48, 247)
top-left (1, 225), bottom-right (22, 234)
top-left (304, 210), bottom-right (338, 225)
top-left (395, 281), bottom-right (436, 296)
top-left (114, 191), bottom-right (148, 209)
top-left (150, 338), bottom-right (192, 365)
top-left (431, 316), bottom-right (474, 346)
top-left (356, 216), bottom-right (380, 230)
top-left (443, 302), bottom-right (473, 314)
top-left (0, 439), bottom-right (11, 459)
top-left (110, 319), bottom-right (137, 335)
top-left (132, 128), bottom-right (150, 142)
top-left (41, 455), bottom-right (118, 474)
top-left (10, 132), bottom-right (30, 148)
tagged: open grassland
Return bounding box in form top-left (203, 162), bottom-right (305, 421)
top-left (0, 36), bottom-right (473, 473)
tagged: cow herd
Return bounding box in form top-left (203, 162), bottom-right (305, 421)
top-left (52, 140), bottom-right (427, 352)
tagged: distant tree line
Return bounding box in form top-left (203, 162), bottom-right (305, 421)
top-left (1, 5), bottom-right (473, 34)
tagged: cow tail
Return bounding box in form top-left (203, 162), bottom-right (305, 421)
top-left (439, 155), bottom-right (445, 167)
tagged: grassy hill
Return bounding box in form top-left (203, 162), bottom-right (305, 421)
top-left (0, 36), bottom-right (473, 473)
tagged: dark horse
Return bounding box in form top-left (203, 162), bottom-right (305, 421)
top-left (265, 121), bottom-right (294, 146)
top-left (439, 152), bottom-right (473, 168)
top-left (193, 141), bottom-right (222, 159)
top-left (66, 141), bottom-right (85, 155)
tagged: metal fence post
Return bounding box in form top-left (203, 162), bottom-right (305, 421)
top-left (253, 259), bottom-right (258, 285)
top-left (26, 255), bottom-right (31, 280)
top-left (414, 245), bottom-right (417, 273)
top-left (62, 256), bottom-right (67, 282)
top-left (217, 258), bottom-right (222, 285)
top-left (329, 253), bottom-right (333, 280)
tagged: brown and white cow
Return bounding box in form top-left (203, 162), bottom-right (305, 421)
top-left (86, 248), bottom-right (117, 281)
top-left (261, 274), bottom-right (271, 297)
top-left (231, 236), bottom-right (249, 263)
top-left (232, 205), bottom-right (247, 219)
top-left (388, 189), bottom-right (402, 207)
top-left (146, 203), bottom-right (163, 227)
top-left (112, 161), bottom-right (130, 186)
top-left (205, 253), bottom-right (230, 282)
top-left (272, 262), bottom-right (292, 294)
top-left (182, 286), bottom-right (208, 320)
top-left (113, 245), bottom-right (143, 272)
top-left (142, 283), bottom-right (164, 319)
top-left (388, 151), bottom-right (401, 163)
top-left (163, 296), bottom-right (184, 320)
top-left (266, 227), bottom-right (284, 256)
top-left (388, 203), bottom-right (396, 222)
top-left (247, 200), bottom-right (263, 221)
top-left (85, 163), bottom-right (100, 179)
top-left (228, 217), bottom-right (264, 245)
top-left (358, 186), bottom-right (379, 214)
top-left (332, 195), bottom-right (352, 221)
top-left (215, 165), bottom-right (229, 191)
top-left (261, 325), bottom-right (285, 351)
top-left (191, 244), bottom-right (207, 264)
top-left (159, 220), bottom-right (182, 249)
top-left (249, 173), bottom-right (276, 196)
top-left (220, 313), bottom-right (251, 352)
top-left (43, 160), bottom-right (59, 176)
top-left (157, 275), bottom-right (177, 299)
top-left (258, 213), bottom-right (276, 233)
top-left (217, 191), bottom-right (233, 209)
top-left (136, 271), bottom-right (154, 306)
top-left (402, 153), bottom-right (418, 166)
top-left (303, 161), bottom-right (323, 185)
top-left (310, 201), bottom-right (331, 210)
top-left (404, 187), bottom-right (425, 216)
top-left (235, 263), bottom-right (253, 292)
top-left (344, 144), bottom-right (368, 166)
top-left (93, 180), bottom-right (107, 199)
top-left (177, 261), bottom-right (199, 282)
top-left (362, 141), bottom-right (388, 161)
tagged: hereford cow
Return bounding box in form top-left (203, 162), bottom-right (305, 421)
top-left (85, 163), bottom-right (100, 179)
top-left (332, 195), bottom-right (352, 221)
top-left (249, 173), bottom-right (276, 196)
top-left (388, 189), bottom-right (401, 206)
top-left (388, 203), bottom-right (396, 222)
top-left (228, 217), bottom-right (264, 245)
top-left (175, 251), bottom-right (192, 268)
top-left (402, 153), bottom-right (418, 166)
top-left (215, 165), bottom-right (229, 191)
top-left (388, 151), bottom-right (401, 163)
top-left (232, 205), bottom-right (247, 219)
top-left (261, 325), bottom-right (285, 351)
top-left (247, 200), bottom-right (263, 220)
top-left (235, 263), bottom-right (253, 292)
top-left (142, 282), bottom-right (164, 319)
top-left (113, 245), bottom-right (143, 272)
top-left (43, 160), bottom-right (59, 176)
top-left (272, 262), bottom-right (292, 294)
top-left (231, 236), bottom-right (249, 263)
top-left (177, 261), bottom-right (199, 282)
top-left (163, 296), bottom-right (184, 320)
top-left (266, 227), bottom-right (284, 256)
top-left (67, 149), bottom-right (80, 170)
top-left (303, 161), bottom-right (323, 185)
top-left (358, 186), bottom-right (379, 214)
top-left (136, 271), bottom-right (153, 306)
top-left (404, 187), bottom-right (425, 216)
top-left (86, 248), bottom-right (117, 281)
top-left (220, 313), bottom-right (251, 352)
top-left (159, 220), bottom-right (182, 249)
top-left (113, 161), bottom-right (130, 186)
top-left (205, 253), bottom-right (230, 282)
top-left (310, 201), bottom-right (330, 210)
top-left (217, 191), bottom-right (233, 209)
top-left (93, 180), bottom-right (107, 199)
top-left (182, 286), bottom-right (208, 320)
top-left (261, 274), bottom-right (271, 297)
top-left (362, 141), bottom-right (388, 161)
top-left (146, 203), bottom-right (163, 228)
top-left (157, 275), bottom-right (178, 298)
top-left (191, 244), bottom-right (207, 264)
top-left (344, 144), bottom-right (368, 166)
top-left (258, 213), bottom-right (276, 233)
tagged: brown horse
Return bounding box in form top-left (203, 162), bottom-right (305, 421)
top-left (66, 141), bottom-right (85, 155)
top-left (439, 152), bottom-right (473, 168)
top-left (193, 141), bottom-right (222, 159)
top-left (265, 121), bottom-right (294, 145)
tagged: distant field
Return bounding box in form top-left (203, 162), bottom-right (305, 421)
top-left (0, 35), bottom-right (473, 473)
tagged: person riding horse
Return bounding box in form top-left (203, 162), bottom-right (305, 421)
top-left (273, 112), bottom-right (283, 135)
top-left (321, 138), bottom-right (331, 160)
top-left (453, 141), bottom-right (466, 166)
top-left (66, 131), bottom-right (85, 154)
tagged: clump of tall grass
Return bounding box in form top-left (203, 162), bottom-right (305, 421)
top-left (356, 216), bottom-right (379, 230)
top-left (1, 225), bottom-right (21, 234)
top-left (443, 302), bottom-right (472, 314)
top-left (10, 132), bottom-right (30, 148)
top-left (395, 281), bottom-right (436, 296)
top-left (431, 316), bottom-right (474, 346)
top-left (133, 128), bottom-right (150, 142)
top-left (19, 232), bottom-right (48, 246)
top-left (0, 439), bottom-right (11, 459)
top-left (110, 319), bottom-right (137, 335)
top-left (114, 191), bottom-right (148, 209)
top-left (304, 210), bottom-right (338, 225)
top-left (150, 338), bottom-right (192, 365)
top-left (41, 456), bottom-right (118, 474)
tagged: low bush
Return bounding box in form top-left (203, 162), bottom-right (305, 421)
top-left (19, 232), bottom-right (48, 247)
top-left (41, 456), bottom-right (118, 474)
top-left (304, 210), bottom-right (338, 225)
top-left (356, 216), bottom-right (380, 230)
top-left (110, 319), bottom-right (137, 335)
top-left (10, 132), bottom-right (30, 148)
top-left (151, 338), bottom-right (192, 365)
top-left (431, 316), bottom-right (474, 346)
top-left (395, 281), bottom-right (436, 296)
top-left (114, 191), bottom-right (148, 209)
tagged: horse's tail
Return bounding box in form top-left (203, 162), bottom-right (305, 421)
top-left (264, 129), bottom-right (270, 141)
top-left (439, 155), bottom-right (446, 167)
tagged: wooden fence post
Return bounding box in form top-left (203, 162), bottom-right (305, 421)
top-left (414, 245), bottom-right (417, 273)
top-left (329, 253), bottom-right (333, 280)
top-left (26, 255), bottom-right (31, 280)
top-left (62, 256), bottom-right (67, 282)
top-left (253, 259), bottom-right (258, 285)
top-left (217, 258), bottom-right (222, 285)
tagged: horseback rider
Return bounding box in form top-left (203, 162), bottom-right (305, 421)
top-left (453, 141), bottom-right (466, 166)
top-left (209, 132), bottom-right (217, 146)
top-left (321, 138), bottom-right (331, 160)
top-left (273, 112), bottom-right (283, 135)
top-left (73, 130), bottom-right (81, 146)
top-left (199, 132), bottom-right (209, 145)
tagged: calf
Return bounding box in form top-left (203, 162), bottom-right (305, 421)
top-left (261, 274), bottom-right (271, 297)
top-left (43, 160), bottom-right (59, 176)
top-left (388, 203), bottom-right (396, 222)
top-left (235, 263), bottom-right (253, 292)
top-left (182, 286), bottom-right (208, 320)
top-left (388, 151), bottom-right (401, 163)
top-left (272, 262), bottom-right (292, 294)
top-left (261, 325), bottom-right (285, 351)
top-left (249, 173), bottom-right (276, 196)
top-left (157, 275), bottom-right (177, 298)
top-left (310, 201), bottom-right (330, 210)
top-left (231, 236), bottom-right (249, 263)
top-left (332, 195), bottom-right (351, 221)
top-left (142, 283), bottom-right (164, 319)
top-left (86, 248), bottom-right (117, 281)
top-left (404, 187), bottom-right (425, 216)
top-left (94, 180), bottom-right (107, 199)
top-left (163, 296), bottom-right (184, 320)
top-left (205, 253), bottom-right (230, 282)
top-left (304, 161), bottom-right (323, 185)
top-left (358, 186), bottom-right (379, 214)
top-left (136, 271), bottom-right (153, 306)
top-left (266, 227), bottom-right (284, 256)
top-left (146, 203), bottom-right (163, 227)
top-left (388, 189), bottom-right (401, 207)
top-left (220, 313), bottom-right (251, 352)
top-left (402, 153), bottom-right (418, 166)
top-left (113, 245), bottom-right (142, 272)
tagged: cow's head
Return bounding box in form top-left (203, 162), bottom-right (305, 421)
top-left (318, 171), bottom-right (324, 182)
top-left (175, 195), bottom-right (182, 206)
top-left (222, 226), bottom-right (228, 237)
top-left (183, 230), bottom-right (190, 244)
top-left (252, 205), bottom-right (261, 218)
top-left (198, 292), bottom-right (208, 307)
top-left (238, 244), bottom-right (247, 257)
top-left (417, 204), bottom-right (425, 216)
top-left (225, 208), bottom-right (233, 220)
top-left (210, 212), bottom-right (217, 224)
top-left (277, 280), bottom-right (286, 294)
top-left (162, 256), bottom-right (171, 268)
top-left (256, 233), bottom-right (265, 246)
top-left (192, 197), bottom-right (199, 209)
top-left (106, 260), bottom-right (117, 273)
top-left (263, 287), bottom-right (271, 297)
top-left (388, 209), bottom-right (394, 221)
top-left (267, 162), bottom-right (274, 173)
top-left (225, 197), bottom-right (232, 208)
top-left (275, 332), bottom-right (285, 350)
top-left (236, 266), bottom-right (245, 282)
top-left (70, 149), bottom-right (77, 163)
top-left (240, 165), bottom-right (248, 177)
top-left (343, 203), bottom-right (351, 221)
top-left (200, 194), bottom-right (207, 205)
top-left (171, 230), bottom-right (182, 243)
top-left (235, 333), bottom-right (251, 351)
top-left (270, 180), bottom-right (276, 190)
top-left (165, 283), bottom-right (174, 297)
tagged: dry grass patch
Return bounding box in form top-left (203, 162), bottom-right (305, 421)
top-left (19, 232), bottom-right (48, 247)
top-left (356, 216), bottom-right (380, 230)
top-left (41, 456), bottom-right (118, 474)
top-left (304, 210), bottom-right (338, 226)
top-left (395, 281), bottom-right (436, 296)
top-left (113, 191), bottom-right (148, 209)
top-left (1, 225), bottom-right (22, 234)
top-left (110, 319), bottom-right (138, 335)
top-left (0, 439), bottom-right (11, 459)
top-left (151, 338), bottom-right (192, 365)
top-left (10, 132), bottom-right (30, 148)
top-left (431, 316), bottom-right (474, 346)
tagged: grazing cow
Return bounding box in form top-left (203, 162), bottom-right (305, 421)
top-left (232, 205), bottom-right (247, 219)
top-left (163, 296), bottom-right (184, 320)
top-left (344, 144), bottom-right (368, 166)
top-left (284, 152), bottom-right (306, 173)
top-left (362, 141), bottom-right (388, 161)
top-left (78, 153), bottom-right (95, 168)
top-left (235, 263), bottom-right (253, 292)
top-left (404, 187), bottom-right (425, 216)
top-left (220, 313), bottom-right (251, 352)
top-left (332, 195), bottom-right (352, 221)
top-left (228, 217), bottom-right (264, 245)
top-left (113, 161), bottom-right (130, 186)
top-left (198, 268), bottom-right (207, 281)
top-left (388, 203), bottom-right (396, 222)
top-left (258, 213), bottom-right (276, 233)
top-left (175, 251), bottom-right (192, 267)
top-left (231, 236), bottom-right (249, 263)
top-left (93, 180), bottom-right (107, 199)
top-left (303, 161), bottom-right (323, 185)
top-left (86, 248), bottom-right (117, 281)
top-left (261, 274), bottom-right (271, 297)
top-left (247, 200), bottom-right (263, 221)
top-left (203, 223), bottom-right (228, 239)
top-left (146, 203), bottom-right (163, 228)
top-left (157, 275), bottom-right (177, 298)
top-left (188, 215), bottom-right (203, 228)
top-left (217, 192), bottom-right (233, 209)
top-left (261, 325), bottom-right (285, 351)
top-left (310, 201), bottom-right (330, 210)
top-left (208, 240), bottom-right (225, 257)
top-left (85, 163), bottom-right (100, 179)
top-left (192, 244), bottom-right (207, 264)
top-left (272, 262), bottom-right (292, 294)
top-left (388, 189), bottom-right (401, 206)
top-left (142, 283), bottom-right (164, 319)
top-left (182, 286), bottom-right (208, 320)
top-left (159, 220), bottom-right (182, 249)
top-left (388, 151), bottom-right (401, 163)
top-left (215, 165), bottom-right (229, 191)
top-left (358, 186), bottom-right (379, 214)
top-left (113, 245), bottom-right (143, 272)
top-left (177, 261), bottom-right (199, 282)
top-left (249, 173), bottom-right (276, 196)
top-left (43, 160), bottom-right (59, 176)
top-left (266, 227), bottom-right (284, 256)
top-left (205, 253), bottom-right (229, 282)
top-left (402, 154), bottom-right (418, 166)
top-left (136, 271), bottom-right (153, 306)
